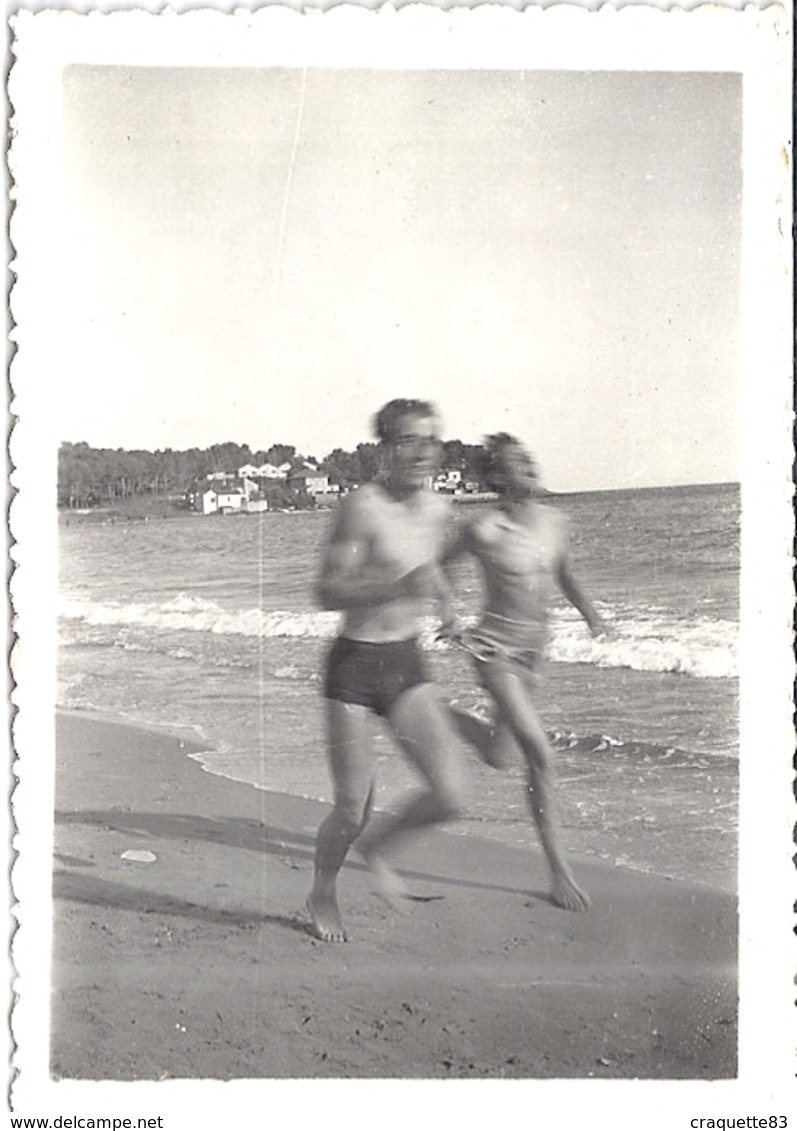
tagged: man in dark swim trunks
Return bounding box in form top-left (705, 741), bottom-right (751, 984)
top-left (444, 434), bottom-right (606, 912)
top-left (307, 398), bottom-right (463, 943)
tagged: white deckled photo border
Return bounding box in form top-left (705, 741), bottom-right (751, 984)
top-left (7, 2), bottom-right (794, 1124)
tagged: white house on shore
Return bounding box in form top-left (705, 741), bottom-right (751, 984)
top-left (263, 462), bottom-right (291, 479)
top-left (193, 486), bottom-right (268, 515)
top-left (288, 468), bottom-right (338, 498)
top-left (433, 469), bottom-right (463, 493)
top-left (203, 486), bottom-right (243, 513)
top-left (237, 462), bottom-right (291, 481)
top-left (189, 458), bottom-right (342, 512)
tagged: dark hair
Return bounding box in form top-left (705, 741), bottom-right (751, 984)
top-left (478, 432), bottom-right (524, 491)
top-left (373, 398), bottom-right (438, 443)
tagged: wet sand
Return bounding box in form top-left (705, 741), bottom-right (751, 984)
top-left (51, 711), bottom-right (737, 1080)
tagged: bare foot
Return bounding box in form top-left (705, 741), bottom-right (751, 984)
top-left (363, 855), bottom-right (410, 910)
top-left (306, 891), bottom-right (348, 942)
top-left (550, 872), bottom-right (591, 912)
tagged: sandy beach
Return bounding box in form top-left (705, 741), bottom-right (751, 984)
top-left (51, 711), bottom-right (737, 1081)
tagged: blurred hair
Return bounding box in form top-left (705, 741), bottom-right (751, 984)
top-left (373, 398), bottom-right (438, 443)
top-left (478, 432), bottom-right (525, 491)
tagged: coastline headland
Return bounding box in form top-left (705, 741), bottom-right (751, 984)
top-left (58, 489), bottom-right (502, 524)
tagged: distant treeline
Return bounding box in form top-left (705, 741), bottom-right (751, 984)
top-left (58, 439), bottom-right (487, 509)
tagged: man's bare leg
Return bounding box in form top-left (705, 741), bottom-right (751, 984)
top-left (356, 683), bottom-right (464, 906)
top-left (481, 666), bottom-right (590, 911)
top-left (307, 701), bottom-right (374, 942)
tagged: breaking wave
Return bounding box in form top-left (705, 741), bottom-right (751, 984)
top-left (60, 592), bottom-right (738, 679)
top-left (60, 593), bottom-right (341, 639)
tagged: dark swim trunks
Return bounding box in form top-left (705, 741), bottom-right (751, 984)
top-left (324, 636), bottom-right (430, 717)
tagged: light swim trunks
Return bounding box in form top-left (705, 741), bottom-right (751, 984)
top-left (453, 612), bottom-right (546, 684)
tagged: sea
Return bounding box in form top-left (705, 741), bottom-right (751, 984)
top-left (58, 482), bottom-right (740, 892)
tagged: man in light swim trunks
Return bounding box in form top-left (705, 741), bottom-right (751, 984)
top-left (445, 433), bottom-right (605, 912)
top-left (307, 398), bottom-right (464, 943)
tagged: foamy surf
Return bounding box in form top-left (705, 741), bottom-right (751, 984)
top-left (60, 594), bottom-right (342, 639)
top-left (548, 630), bottom-right (737, 679)
top-left (60, 593), bottom-right (738, 679)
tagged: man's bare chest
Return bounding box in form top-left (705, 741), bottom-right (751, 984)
top-left (365, 505), bottom-right (443, 568)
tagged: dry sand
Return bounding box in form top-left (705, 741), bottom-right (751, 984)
top-left (51, 711), bottom-right (737, 1080)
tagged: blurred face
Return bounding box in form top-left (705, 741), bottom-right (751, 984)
top-left (382, 412), bottom-right (441, 491)
top-left (495, 443), bottom-right (540, 499)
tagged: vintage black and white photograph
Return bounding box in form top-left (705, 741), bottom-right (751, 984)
top-left (8, 3), bottom-right (793, 1120)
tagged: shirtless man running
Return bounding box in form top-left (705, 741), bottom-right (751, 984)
top-left (307, 398), bottom-right (463, 943)
top-left (445, 433), bottom-right (605, 912)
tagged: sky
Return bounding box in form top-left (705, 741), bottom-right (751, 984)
top-left (57, 66), bottom-right (741, 492)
